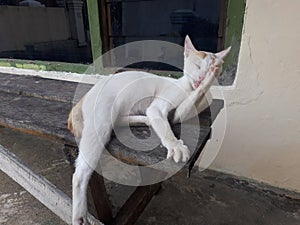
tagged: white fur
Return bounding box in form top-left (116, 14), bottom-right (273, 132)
top-left (72, 36), bottom-right (230, 225)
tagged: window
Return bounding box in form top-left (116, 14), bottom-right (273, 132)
top-left (100, 0), bottom-right (225, 68)
top-left (0, 0), bottom-right (245, 84)
top-left (0, 0), bottom-right (92, 64)
top-left (99, 0), bottom-right (245, 85)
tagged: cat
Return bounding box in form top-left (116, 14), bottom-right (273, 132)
top-left (68, 35), bottom-right (230, 225)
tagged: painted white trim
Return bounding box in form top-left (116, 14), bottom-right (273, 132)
top-left (0, 66), bottom-right (105, 84)
top-left (0, 66), bottom-right (236, 96)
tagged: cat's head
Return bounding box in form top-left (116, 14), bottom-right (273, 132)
top-left (183, 35), bottom-right (231, 89)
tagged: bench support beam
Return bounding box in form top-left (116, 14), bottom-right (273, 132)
top-left (112, 183), bottom-right (161, 225)
top-left (0, 144), bottom-right (103, 225)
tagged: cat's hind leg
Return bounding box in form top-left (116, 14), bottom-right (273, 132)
top-left (72, 122), bottom-right (112, 225)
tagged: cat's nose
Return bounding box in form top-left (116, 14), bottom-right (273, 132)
top-left (211, 64), bottom-right (221, 73)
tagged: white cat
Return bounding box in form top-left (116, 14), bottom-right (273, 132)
top-left (68, 36), bottom-right (230, 225)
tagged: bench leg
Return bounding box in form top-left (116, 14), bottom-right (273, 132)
top-left (112, 183), bottom-right (161, 225)
top-left (89, 172), bottom-right (113, 224)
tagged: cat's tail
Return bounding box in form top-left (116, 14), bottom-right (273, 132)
top-left (68, 97), bottom-right (84, 138)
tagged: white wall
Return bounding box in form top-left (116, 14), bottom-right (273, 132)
top-left (199, 0), bottom-right (300, 192)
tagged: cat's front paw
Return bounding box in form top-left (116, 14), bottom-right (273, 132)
top-left (166, 139), bottom-right (191, 163)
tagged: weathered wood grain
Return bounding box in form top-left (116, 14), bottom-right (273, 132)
top-left (0, 91), bottom-right (74, 143)
top-left (0, 72), bottom-right (91, 103)
top-left (107, 125), bottom-right (211, 174)
top-left (0, 144), bottom-right (103, 225)
top-left (0, 89), bottom-right (223, 167)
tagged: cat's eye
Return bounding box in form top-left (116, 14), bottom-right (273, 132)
top-left (195, 65), bottom-right (201, 69)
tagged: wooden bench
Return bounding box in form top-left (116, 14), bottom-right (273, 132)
top-left (0, 73), bottom-right (223, 225)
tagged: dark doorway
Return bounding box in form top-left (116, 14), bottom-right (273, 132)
top-left (100, 0), bottom-right (227, 70)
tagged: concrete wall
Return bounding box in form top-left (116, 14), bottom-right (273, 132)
top-left (0, 6), bottom-right (70, 52)
top-left (199, 0), bottom-right (300, 192)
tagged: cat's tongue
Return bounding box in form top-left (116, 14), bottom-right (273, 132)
top-left (194, 77), bottom-right (205, 88)
top-left (194, 80), bottom-right (201, 88)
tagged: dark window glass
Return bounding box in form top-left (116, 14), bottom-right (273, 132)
top-left (0, 0), bottom-right (92, 63)
top-left (103, 0), bottom-right (226, 70)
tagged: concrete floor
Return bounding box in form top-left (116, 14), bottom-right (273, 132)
top-left (0, 126), bottom-right (300, 225)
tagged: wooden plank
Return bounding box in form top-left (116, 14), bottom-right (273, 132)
top-left (0, 91), bottom-right (222, 168)
top-left (0, 73), bottom-right (224, 168)
top-left (188, 128), bottom-right (211, 177)
top-left (0, 91), bottom-right (74, 144)
top-left (98, 0), bottom-right (110, 54)
top-left (0, 72), bottom-right (90, 103)
top-left (0, 144), bottom-right (103, 225)
top-left (105, 1), bottom-right (115, 67)
top-left (112, 183), bottom-right (162, 225)
top-left (87, 186), bottom-right (100, 219)
top-left (217, 0), bottom-right (229, 51)
top-left (106, 1), bottom-right (113, 42)
top-left (89, 172), bottom-right (113, 224)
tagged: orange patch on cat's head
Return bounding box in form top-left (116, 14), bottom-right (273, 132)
top-left (195, 51), bottom-right (207, 59)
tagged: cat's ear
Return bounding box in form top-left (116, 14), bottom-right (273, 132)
top-left (216, 46), bottom-right (231, 59)
top-left (184, 35), bottom-right (196, 57)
